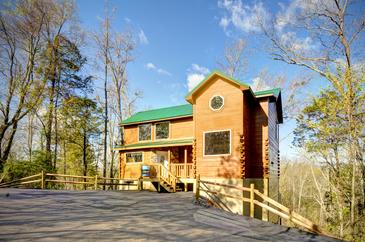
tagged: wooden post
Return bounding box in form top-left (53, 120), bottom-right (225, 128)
top-left (168, 149), bottom-right (171, 172)
top-left (94, 175), bottom-right (98, 190)
top-left (184, 148), bottom-right (187, 191)
top-left (262, 178), bottom-right (269, 221)
top-left (41, 170), bottom-right (45, 189)
top-left (195, 174), bottom-right (200, 201)
top-left (138, 177), bottom-right (141, 191)
top-left (250, 183), bottom-right (255, 218)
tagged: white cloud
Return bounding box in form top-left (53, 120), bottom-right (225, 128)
top-left (138, 30), bottom-right (149, 45)
top-left (250, 77), bottom-right (270, 92)
top-left (145, 62), bottom-right (171, 76)
top-left (219, 16), bottom-right (230, 30)
top-left (124, 17), bottom-right (131, 23)
top-left (186, 64), bottom-right (210, 91)
top-left (280, 32), bottom-right (315, 51)
top-left (146, 62), bottom-right (156, 70)
top-left (157, 69), bottom-right (171, 76)
top-left (218, 0), bottom-right (269, 33)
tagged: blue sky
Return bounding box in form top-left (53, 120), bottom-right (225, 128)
top-left (76, 0), bottom-right (333, 158)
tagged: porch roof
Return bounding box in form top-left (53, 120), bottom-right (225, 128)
top-left (114, 138), bottom-right (193, 151)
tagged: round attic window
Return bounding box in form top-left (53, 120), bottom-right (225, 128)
top-left (210, 95), bottom-right (224, 111)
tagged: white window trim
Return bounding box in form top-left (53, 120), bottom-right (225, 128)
top-left (125, 152), bottom-right (144, 164)
top-left (154, 121), bottom-right (170, 140)
top-left (138, 123), bottom-right (152, 142)
top-left (203, 129), bottom-right (232, 157)
top-left (209, 95), bottom-right (224, 111)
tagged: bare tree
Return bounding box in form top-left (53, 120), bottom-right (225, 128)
top-left (0, 0), bottom-right (49, 167)
top-left (217, 38), bottom-right (248, 79)
top-left (256, 1), bottom-right (365, 237)
top-left (108, 30), bottom-right (136, 144)
top-left (93, 7), bottom-right (111, 188)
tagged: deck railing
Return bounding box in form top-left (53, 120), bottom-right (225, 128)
top-left (0, 171), bottom-right (139, 190)
top-left (152, 164), bottom-right (177, 192)
top-left (194, 175), bottom-right (332, 237)
top-left (171, 164), bottom-right (193, 178)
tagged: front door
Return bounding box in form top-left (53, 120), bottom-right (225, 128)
top-left (155, 151), bottom-right (168, 178)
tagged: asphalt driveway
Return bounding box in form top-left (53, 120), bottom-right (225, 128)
top-left (0, 189), bottom-right (338, 241)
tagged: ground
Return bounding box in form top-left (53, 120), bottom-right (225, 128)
top-left (0, 189), bottom-right (338, 241)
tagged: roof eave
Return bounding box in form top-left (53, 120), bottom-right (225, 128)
top-left (114, 140), bottom-right (193, 151)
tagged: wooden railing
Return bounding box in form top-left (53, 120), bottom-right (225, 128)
top-left (153, 164), bottom-right (178, 192)
top-left (0, 171), bottom-right (139, 190)
top-left (171, 164), bottom-right (193, 178)
top-left (195, 175), bottom-right (331, 236)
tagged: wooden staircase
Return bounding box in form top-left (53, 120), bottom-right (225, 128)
top-left (153, 180), bottom-right (183, 193)
top-left (152, 164), bottom-right (182, 193)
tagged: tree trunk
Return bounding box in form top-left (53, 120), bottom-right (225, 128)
top-left (53, 78), bottom-right (61, 170)
top-left (27, 113), bottom-right (34, 162)
top-left (103, 17), bottom-right (109, 190)
top-left (63, 140), bottom-right (67, 174)
top-left (45, 78), bottom-right (56, 166)
top-left (1, 121), bottom-right (19, 163)
top-left (83, 130), bottom-right (87, 190)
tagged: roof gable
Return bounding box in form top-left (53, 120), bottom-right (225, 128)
top-left (121, 104), bottom-right (192, 125)
top-left (185, 70), bottom-right (250, 103)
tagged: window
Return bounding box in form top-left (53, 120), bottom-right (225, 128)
top-left (155, 122), bottom-right (169, 139)
top-left (126, 152), bottom-right (143, 163)
top-left (204, 130), bottom-right (231, 156)
top-left (138, 124), bottom-right (151, 141)
top-left (210, 95), bottom-right (224, 111)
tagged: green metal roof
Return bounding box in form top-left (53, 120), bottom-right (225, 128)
top-left (254, 88), bottom-right (281, 98)
top-left (121, 71), bottom-right (282, 125)
top-left (121, 104), bottom-right (192, 125)
top-left (114, 138), bottom-right (193, 150)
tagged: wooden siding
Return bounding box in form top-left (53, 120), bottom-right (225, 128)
top-left (123, 125), bottom-right (139, 145)
top-left (247, 98), bottom-right (269, 179)
top-left (194, 76), bottom-right (243, 179)
top-left (170, 118), bottom-right (194, 139)
top-left (268, 101), bottom-right (279, 177)
top-left (122, 117), bottom-right (193, 145)
top-left (242, 90), bottom-right (255, 178)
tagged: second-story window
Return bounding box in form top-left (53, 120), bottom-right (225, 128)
top-left (138, 124), bottom-right (151, 141)
top-left (155, 122), bottom-right (169, 139)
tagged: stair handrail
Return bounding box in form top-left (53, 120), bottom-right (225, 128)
top-left (158, 164), bottom-right (177, 192)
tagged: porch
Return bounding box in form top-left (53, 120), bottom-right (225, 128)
top-left (119, 144), bottom-right (195, 192)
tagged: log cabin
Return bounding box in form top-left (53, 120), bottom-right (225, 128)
top-left (115, 71), bottom-right (283, 215)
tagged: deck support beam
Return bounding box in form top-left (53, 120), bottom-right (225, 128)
top-left (184, 147), bottom-right (187, 191)
top-left (168, 149), bottom-right (171, 172)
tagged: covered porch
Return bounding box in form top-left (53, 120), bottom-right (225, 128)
top-left (117, 139), bottom-right (195, 181)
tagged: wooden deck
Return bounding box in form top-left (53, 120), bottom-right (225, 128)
top-left (0, 189), bottom-right (338, 241)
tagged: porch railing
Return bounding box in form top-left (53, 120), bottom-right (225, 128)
top-left (171, 164), bottom-right (193, 178)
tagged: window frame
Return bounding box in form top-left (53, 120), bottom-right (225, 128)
top-left (125, 152), bottom-right (144, 164)
top-left (203, 129), bottom-right (232, 157)
top-left (138, 123), bottom-right (152, 142)
top-left (209, 95), bottom-right (224, 111)
top-left (154, 121), bottom-right (170, 140)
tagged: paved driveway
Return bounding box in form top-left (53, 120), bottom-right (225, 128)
top-left (0, 189), bottom-right (338, 241)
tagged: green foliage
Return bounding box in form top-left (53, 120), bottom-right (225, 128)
top-left (292, 68), bottom-right (365, 240)
top-left (3, 151), bottom-right (55, 182)
top-left (58, 96), bottom-right (101, 176)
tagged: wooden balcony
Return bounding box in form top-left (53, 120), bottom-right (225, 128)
top-left (171, 164), bottom-right (194, 178)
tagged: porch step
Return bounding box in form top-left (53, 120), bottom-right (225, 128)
top-left (151, 181), bottom-right (184, 193)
